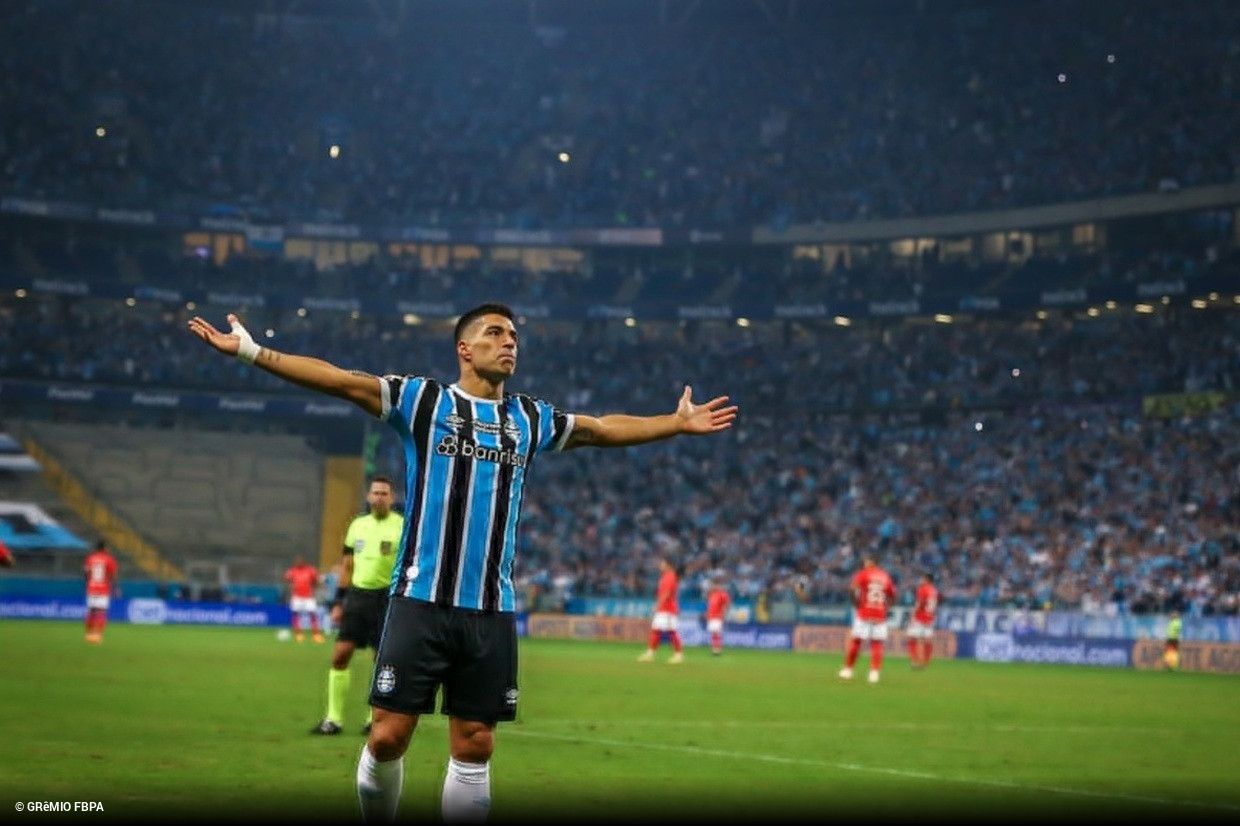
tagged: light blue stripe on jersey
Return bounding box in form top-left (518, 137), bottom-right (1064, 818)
top-left (494, 396), bottom-right (541, 611)
top-left (454, 398), bottom-right (499, 609)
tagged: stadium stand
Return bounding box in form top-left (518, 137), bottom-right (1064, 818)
top-left (12, 420), bottom-right (324, 588)
top-left (0, 443), bottom-right (95, 576)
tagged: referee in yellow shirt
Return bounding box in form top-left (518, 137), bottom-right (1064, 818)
top-left (311, 475), bottom-right (405, 735)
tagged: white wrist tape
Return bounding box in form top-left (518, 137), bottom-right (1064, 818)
top-left (230, 319), bottom-right (261, 365)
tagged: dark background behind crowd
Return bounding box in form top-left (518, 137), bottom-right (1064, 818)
top-left (3, 0), bottom-right (1240, 230)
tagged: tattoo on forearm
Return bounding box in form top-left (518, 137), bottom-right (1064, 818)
top-left (573, 425), bottom-right (598, 445)
top-left (348, 369), bottom-right (375, 379)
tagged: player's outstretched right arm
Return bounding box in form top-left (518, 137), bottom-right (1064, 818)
top-left (188, 313), bottom-right (383, 418)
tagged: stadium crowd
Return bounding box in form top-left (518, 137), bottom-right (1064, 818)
top-left (3, 286), bottom-right (1235, 618)
top-left (3, 287), bottom-right (1238, 417)
top-left (511, 400), bottom-right (1240, 621)
top-left (2, 0), bottom-right (1239, 229)
top-left (1, 0), bottom-right (1237, 620)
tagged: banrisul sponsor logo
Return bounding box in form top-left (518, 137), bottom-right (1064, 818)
top-left (435, 435), bottom-right (526, 468)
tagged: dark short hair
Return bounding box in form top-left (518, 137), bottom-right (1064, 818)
top-left (454, 303), bottom-right (515, 344)
top-left (369, 475), bottom-right (393, 491)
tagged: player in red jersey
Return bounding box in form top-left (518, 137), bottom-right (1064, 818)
top-left (0, 536), bottom-right (15, 568)
top-left (284, 555), bottom-right (324, 643)
top-left (907, 572), bottom-right (939, 670)
top-left (83, 540), bottom-right (119, 644)
top-left (839, 554), bottom-right (896, 684)
top-left (638, 556), bottom-right (684, 664)
top-left (704, 577), bottom-right (731, 656)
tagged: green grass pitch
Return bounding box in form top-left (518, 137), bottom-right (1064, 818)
top-left (1, 621), bottom-right (1237, 825)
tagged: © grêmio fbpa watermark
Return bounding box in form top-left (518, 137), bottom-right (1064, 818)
top-left (15, 802), bottom-right (105, 813)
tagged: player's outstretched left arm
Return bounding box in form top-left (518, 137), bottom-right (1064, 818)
top-left (565, 385), bottom-right (737, 450)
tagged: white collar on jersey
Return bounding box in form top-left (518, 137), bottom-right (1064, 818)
top-left (449, 383), bottom-right (503, 404)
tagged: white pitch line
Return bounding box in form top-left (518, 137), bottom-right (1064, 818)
top-left (524, 718), bottom-right (1176, 735)
top-left (505, 728), bottom-right (1240, 814)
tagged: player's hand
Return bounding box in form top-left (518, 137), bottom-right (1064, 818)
top-left (675, 385), bottom-right (738, 435)
top-left (331, 604), bottom-right (342, 626)
top-left (187, 313), bottom-right (260, 362)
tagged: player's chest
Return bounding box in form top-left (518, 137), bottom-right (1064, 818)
top-left (431, 410), bottom-right (530, 469)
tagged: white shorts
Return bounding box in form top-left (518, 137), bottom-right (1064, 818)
top-left (651, 611), bottom-right (679, 632)
top-left (907, 620), bottom-right (935, 639)
top-left (86, 595), bottom-right (110, 611)
top-left (290, 596), bottom-right (318, 614)
top-left (850, 617), bottom-right (889, 642)
top-left (707, 618), bottom-right (724, 634)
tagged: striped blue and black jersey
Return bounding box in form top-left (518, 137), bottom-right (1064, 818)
top-left (379, 375), bottom-right (574, 612)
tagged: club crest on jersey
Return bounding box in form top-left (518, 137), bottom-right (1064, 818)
top-left (375, 664), bottom-right (397, 695)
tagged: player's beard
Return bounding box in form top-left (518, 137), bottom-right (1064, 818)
top-left (477, 359), bottom-right (515, 384)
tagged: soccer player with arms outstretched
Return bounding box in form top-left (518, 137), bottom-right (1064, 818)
top-left (189, 302), bottom-right (737, 822)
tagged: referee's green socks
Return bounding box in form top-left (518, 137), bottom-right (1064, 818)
top-left (327, 667), bottom-right (350, 725)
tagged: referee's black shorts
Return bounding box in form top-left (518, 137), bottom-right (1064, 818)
top-left (337, 586), bottom-right (389, 650)
top-left (369, 596), bottom-right (518, 724)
